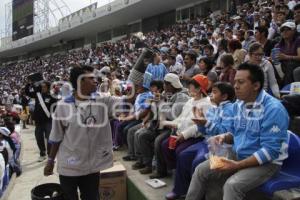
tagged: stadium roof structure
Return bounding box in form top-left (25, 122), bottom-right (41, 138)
top-left (0, 0), bottom-right (202, 59)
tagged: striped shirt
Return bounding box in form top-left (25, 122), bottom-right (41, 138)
top-left (145, 63), bottom-right (168, 81)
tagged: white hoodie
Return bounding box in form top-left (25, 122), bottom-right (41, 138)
top-left (161, 97), bottom-right (213, 139)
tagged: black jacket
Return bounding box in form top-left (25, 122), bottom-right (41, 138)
top-left (25, 84), bottom-right (57, 124)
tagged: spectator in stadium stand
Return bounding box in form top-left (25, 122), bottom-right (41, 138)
top-left (130, 80), bottom-right (164, 174)
top-left (294, 3), bottom-right (300, 35)
top-left (282, 4), bottom-right (294, 20)
top-left (219, 54), bottom-right (236, 86)
top-left (215, 39), bottom-right (228, 70)
top-left (145, 51), bottom-right (168, 81)
top-left (185, 63), bottom-right (289, 200)
top-left (199, 57), bottom-right (215, 76)
top-left (236, 29), bottom-right (245, 43)
top-left (121, 76), bottom-right (154, 161)
top-left (191, 39), bottom-right (202, 56)
top-left (247, 42), bottom-right (280, 98)
top-left (160, 74), bottom-right (212, 177)
top-left (181, 50), bottom-right (201, 87)
top-left (258, 17), bottom-right (271, 30)
top-left (139, 73), bottom-right (189, 179)
top-left (242, 30), bottom-right (255, 51)
top-left (224, 28), bottom-right (234, 41)
top-left (198, 39), bottom-right (210, 56)
top-left (269, 10), bottom-right (285, 41)
top-left (275, 21), bottom-right (300, 85)
top-left (203, 44), bottom-right (216, 64)
top-left (166, 82), bottom-right (235, 200)
top-left (228, 39), bottom-right (247, 69)
top-left (255, 26), bottom-right (276, 57)
top-left (253, 11), bottom-right (261, 29)
top-left (170, 47), bottom-right (184, 65)
top-left (19, 88), bottom-right (30, 129)
top-left (168, 54), bottom-right (185, 76)
top-left (25, 80), bottom-right (57, 162)
top-left (44, 66), bottom-right (124, 200)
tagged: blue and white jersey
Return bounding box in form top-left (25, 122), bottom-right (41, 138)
top-left (134, 91), bottom-right (154, 116)
top-left (231, 90), bottom-right (289, 165)
top-left (145, 63), bottom-right (168, 81)
top-left (198, 101), bottom-right (235, 136)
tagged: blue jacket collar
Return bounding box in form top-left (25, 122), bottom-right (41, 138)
top-left (238, 90), bottom-right (266, 110)
top-left (219, 100), bottom-right (231, 107)
top-left (252, 90), bottom-right (266, 109)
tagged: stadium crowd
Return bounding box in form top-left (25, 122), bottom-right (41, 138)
top-left (0, 0), bottom-right (300, 199)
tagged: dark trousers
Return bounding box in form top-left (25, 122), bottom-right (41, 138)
top-left (35, 121), bottom-right (52, 156)
top-left (59, 173), bottom-right (100, 200)
top-left (110, 119), bottom-right (122, 147)
top-left (282, 60), bottom-right (300, 85)
top-left (154, 129), bottom-right (171, 175)
top-left (117, 120), bottom-right (141, 145)
top-left (161, 137), bottom-right (203, 170)
top-left (173, 141), bottom-right (208, 196)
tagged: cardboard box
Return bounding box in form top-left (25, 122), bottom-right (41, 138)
top-left (100, 162), bottom-right (127, 200)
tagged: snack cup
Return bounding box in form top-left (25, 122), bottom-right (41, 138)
top-left (168, 135), bottom-right (177, 150)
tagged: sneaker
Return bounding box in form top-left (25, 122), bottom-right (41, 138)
top-left (38, 156), bottom-right (46, 162)
top-left (165, 191), bottom-right (180, 200)
top-left (139, 166), bottom-right (152, 174)
top-left (132, 162), bottom-right (145, 170)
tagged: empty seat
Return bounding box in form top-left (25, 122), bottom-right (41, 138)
top-left (259, 131), bottom-right (300, 197)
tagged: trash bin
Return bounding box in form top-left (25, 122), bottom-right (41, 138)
top-left (31, 183), bottom-right (65, 200)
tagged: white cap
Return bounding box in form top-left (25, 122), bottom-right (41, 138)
top-left (0, 127), bottom-right (11, 137)
top-left (164, 73), bottom-right (183, 89)
top-left (280, 22), bottom-right (296, 31)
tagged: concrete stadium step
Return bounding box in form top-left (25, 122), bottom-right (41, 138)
top-left (113, 150), bottom-right (177, 200)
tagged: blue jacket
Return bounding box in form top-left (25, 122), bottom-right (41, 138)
top-left (145, 63), bottom-right (168, 81)
top-left (231, 90), bottom-right (289, 165)
top-left (198, 101), bottom-right (234, 136)
top-left (134, 91), bottom-right (153, 116)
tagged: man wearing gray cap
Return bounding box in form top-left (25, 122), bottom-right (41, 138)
top-left (138, 73), bottom-right (190, 178)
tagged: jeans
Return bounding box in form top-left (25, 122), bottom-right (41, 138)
top-left (35, 121), bottom-right (52, 156)
top-left (186, 160), bottom-right (280, 200)
top-left (59, 173), bottom-right (100, 200)
top-left (127, 123), bottom-right (142, 157)
top-left (172, 141), bottom-right (208, 196)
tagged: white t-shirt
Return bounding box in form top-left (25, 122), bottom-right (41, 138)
top-left (0, 153), bottom-right (5, 189)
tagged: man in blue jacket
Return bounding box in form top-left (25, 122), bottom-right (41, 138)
top-left (185, 63), bottom-right (289, 200)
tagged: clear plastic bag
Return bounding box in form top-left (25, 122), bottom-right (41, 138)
top-left (207, 139), bottom-right (232, 169)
